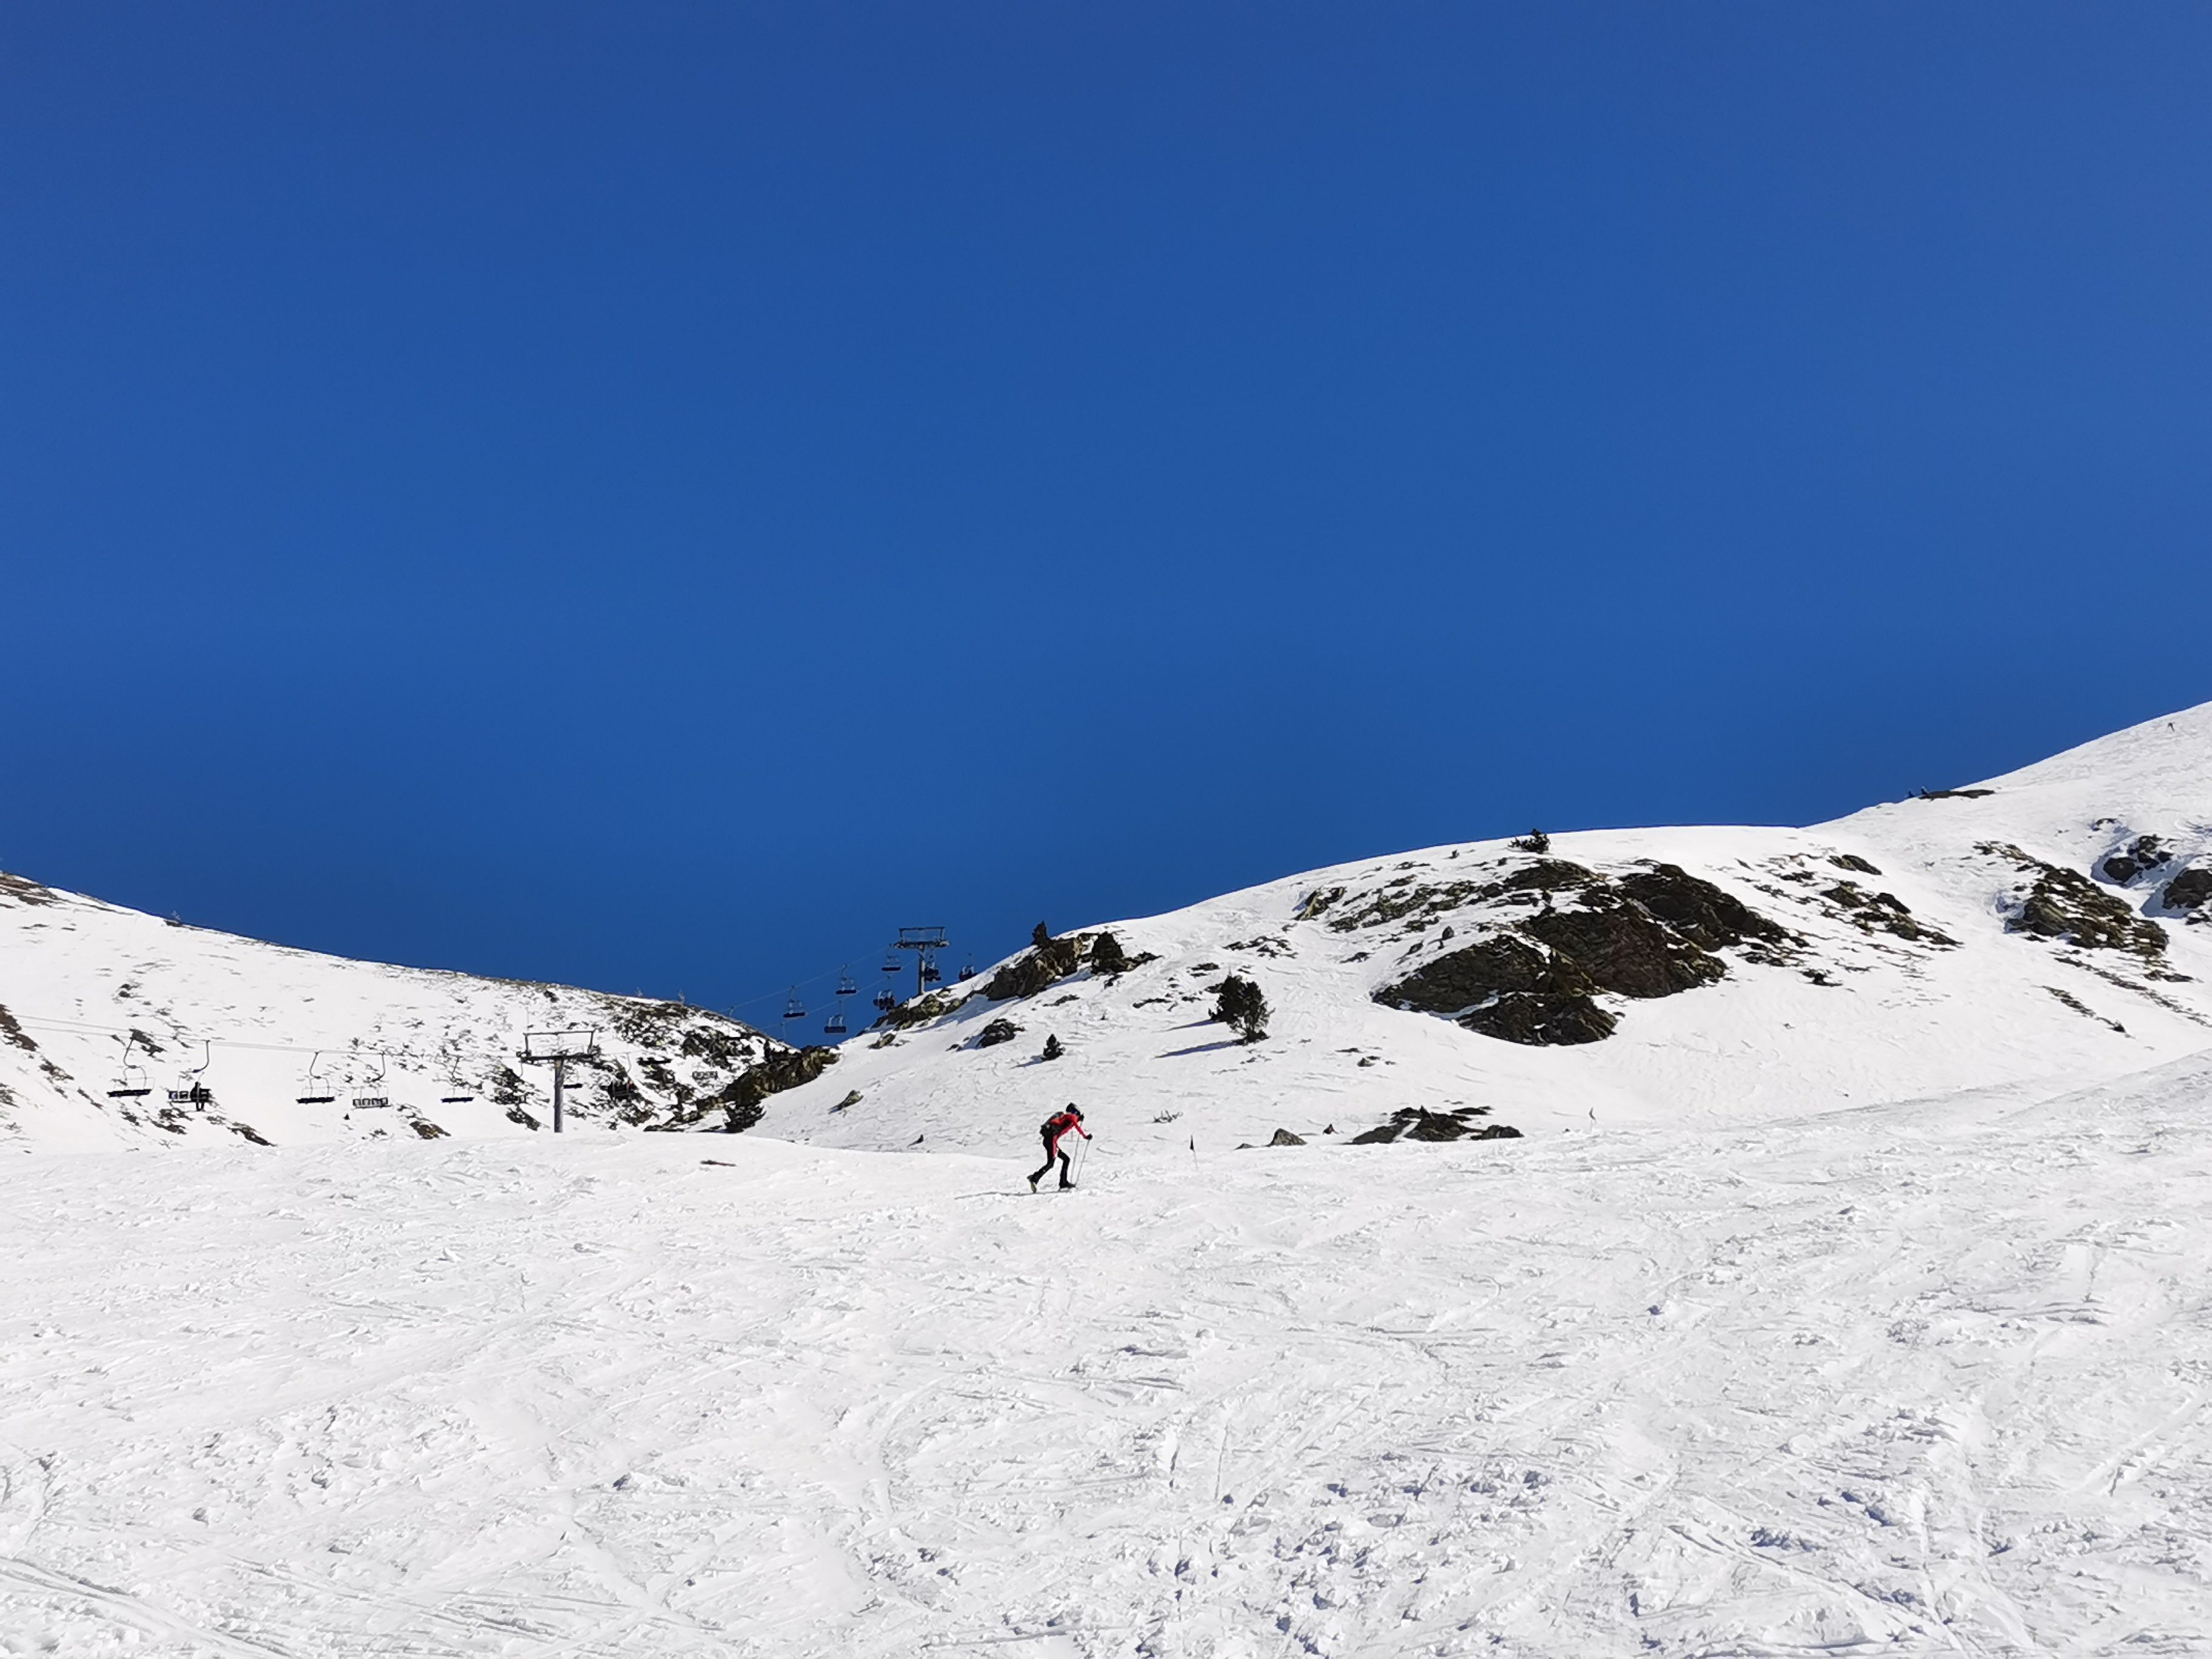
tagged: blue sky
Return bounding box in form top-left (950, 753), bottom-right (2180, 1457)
top-left (5, 4), bottom-right (2210, 1024)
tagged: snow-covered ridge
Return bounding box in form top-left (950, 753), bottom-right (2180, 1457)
top-left (5, 698), bottom-right (2208, 1158)
top-left (763, 699), bottom-right (2212, 1154)
top-left (0, 874), bottom-right (789, 1153)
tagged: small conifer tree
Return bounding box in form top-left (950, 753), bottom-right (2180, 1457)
top-left (1041, 1034), bottom-right (1064, 1061)
top-left (1212, 974), bottom-right (1270, 1043)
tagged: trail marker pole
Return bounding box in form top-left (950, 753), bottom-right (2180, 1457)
top-left (520, 1028), bottom-right (599, 1134)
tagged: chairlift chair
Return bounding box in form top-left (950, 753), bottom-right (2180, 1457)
top-left (920, 960), bottom-right (942, 985)
top-left (823, 1008), bottom-right (848, 1036)
top-left (880, 953), bottom-right (901, 977)
top-left (167, 1041), bottom-right (213, 1108)
top-left (873, 988), bottom-right (897, 1013)
top-left (836, 967), bottom-right (857, 997)
top-left (956, 960), bottom-right (976, 982)
top-left (107, 1033), bottom-right (153, 1099)
top-left (295, 1050), bottom-right (337, 1105)
top-left (783, 990), bottom-right (806, 1022)
top-left (351, 1051), bottom-right (392, 1112)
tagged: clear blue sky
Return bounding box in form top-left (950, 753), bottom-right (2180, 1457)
top-left (6, 5), bottom-right (2210, 1024)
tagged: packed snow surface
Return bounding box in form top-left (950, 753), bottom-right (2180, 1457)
top-left (5, 1058), bottom-right (2212, 1655)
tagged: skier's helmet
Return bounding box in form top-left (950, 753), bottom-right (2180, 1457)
top-left (1068, 1105), bottom-right (1082, 1119)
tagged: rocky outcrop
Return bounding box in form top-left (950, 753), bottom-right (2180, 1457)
top-left (1373, 936), bottom-right (1617, 1047)
top-left (1980, 843), bottom-right (2168, 960)
top-left (1522, 895), bottom-right (1728, 999)
top-left (2162, 866), bottom-right (2211, 920)
top-left (656, 1045), bottom-right (838, 1133)
top-left (983, 933), bottom-right (1091, 1000)
top-left (2102, 836), bottom-right (2171, 886)
top-left (974, 1019), bottom-right (1021, 1049)
top-left (1613, 865), bottom-right (1790, 952)
top-left (1372, 861), bottom-right (1791, 1047)
top-left (1351, 1107), bottom-right (1522, 1144)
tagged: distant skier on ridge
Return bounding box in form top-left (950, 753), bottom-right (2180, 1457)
top-left (1030, 1105), bottom-right (1090, 1192)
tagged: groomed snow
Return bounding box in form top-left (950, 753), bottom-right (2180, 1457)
top-left (5, 1057), bottom-right (2211, 1655)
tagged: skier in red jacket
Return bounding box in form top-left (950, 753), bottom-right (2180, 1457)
top-left (1030, 1105), bottom-right (1091, 1191)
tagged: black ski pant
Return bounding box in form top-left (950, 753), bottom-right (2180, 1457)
top-left (1031, 1134), bottom-right (1073, 1187)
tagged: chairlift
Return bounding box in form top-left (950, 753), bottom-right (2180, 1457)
top-left (920, 960), bottom-right (942, 985)
top-left (295, 1050), bottom-right (337, 1105)
top-left (167, 1040), bottom-right (213, 1109)
top-left (350, 1051), bottom-right (392, 1112)
top-left (956, 960), bottom-right (976, 982)
top-left (836, 967), bottom-right (857, 997)
top-left (783, 989), bottom-right (806, 1022)
top-left (880, 953), bottom-right (901, 977)
top-left (823, 1008), bottom-right (848, 1036)
top-left (106, 1033), bottom-right (153, 1099)
top-left (873, 988), bottom-right (897, 1013)
top-left (440, 1064), bottom-right (476, 1105)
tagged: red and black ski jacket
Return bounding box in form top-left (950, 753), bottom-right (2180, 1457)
top-left (1041, 1111), bottom-right (1090, 1151)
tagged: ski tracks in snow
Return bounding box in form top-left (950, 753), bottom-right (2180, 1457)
top-left (6, 1064), bottom-right (2212, 1655)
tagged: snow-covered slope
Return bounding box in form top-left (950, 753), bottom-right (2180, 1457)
top-left (7, 1054), bottom-right (2212, 1655)
top-left (765, 700), bottom-right (2212, 1156)
top-left (0, 876), bottom-right (786, 1153)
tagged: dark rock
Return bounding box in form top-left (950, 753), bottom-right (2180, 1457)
top-left (691, 1045), bottom-right (839, 1133)
top-left (1351, 1106), bottom-right (1520, 1144)
top-left (1268, 1128), bottom-right (1306, 1146)
top-left (1297, 885), bottom-right (1347, 920)
top-left (1495, 860), bottom-right (1598, 895)
top-left (1039, 1034), bottom-right (1064, 1061)
top-left (1982, 843), bottom-right (2168, 957)
top-left (2102, 836), bottom-right (2170, 885)
top-left (1461, 993), bottom-right (1618, 1045)
top-left (1818, 882), bottom-right (1956, 947)
top-left (1829, 853), bottom-right (1882, 876)
top-left (1521, 902), bottom-right (1727, 999)
top-left (1372, 936), bottom-right (1589, 1015)
top-left (1916, 786), bottom-right (1996, 800)
top-left (982, 932), bottom-right (1090, 1000)
top-left (1613, 864), bottom-right (1789, 950)
top-left (877, 988), bottom-right (965, 1030)
top-left (976, 1019), bottom-right (1021, 1049)
top-left (1090, 932), bottom-right (1131, 975)
top-left (2162, 866), bottom-right (2212, 917)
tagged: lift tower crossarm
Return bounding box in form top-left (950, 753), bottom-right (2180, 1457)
top-left (519, 1028), bottom-right (600, 1134)
top-left (893, 927), bottom-right (950, 1002)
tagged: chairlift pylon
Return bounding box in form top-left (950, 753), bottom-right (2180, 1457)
top-left (107, 1032), bottom-right (153, 1099)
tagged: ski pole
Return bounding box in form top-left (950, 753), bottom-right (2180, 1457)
top-left (1076, 1134), bottom-right (1091, 1185)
